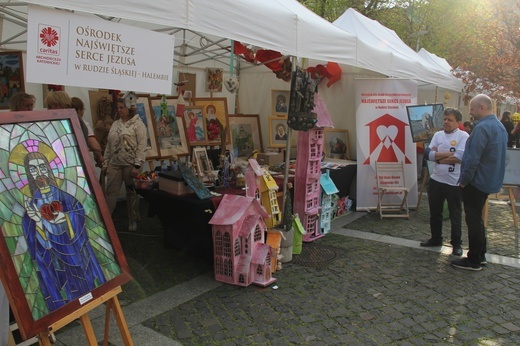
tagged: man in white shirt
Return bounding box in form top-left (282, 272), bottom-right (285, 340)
top-left (420, 108), bottom-right (469, 256)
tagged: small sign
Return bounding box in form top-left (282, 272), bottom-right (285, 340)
top-left (79, 292), bottom-right (94, 305)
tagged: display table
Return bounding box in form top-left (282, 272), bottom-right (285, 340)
top-left (137, 187), bottom-right (245, 257)
top-left (322, 159), bottom-right (357, 200)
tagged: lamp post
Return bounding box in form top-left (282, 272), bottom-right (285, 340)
top-left (411, 30), bottom-right (428, 52)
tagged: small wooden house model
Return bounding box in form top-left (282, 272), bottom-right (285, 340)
top-left (266, 230), bottom-right (283, 272)
top-left (209, 194), bottom-right (277, 287)
top-left (245, 158), bottom-right (282, 228)
top-left (320, 170), bottom-right (339, 234)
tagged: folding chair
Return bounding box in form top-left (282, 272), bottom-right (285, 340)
top-left (375, 161), bottom-right (410, 219)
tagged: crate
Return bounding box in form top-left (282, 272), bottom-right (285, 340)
top-left (257, 152), bottom-right (283, 166)
top-left (158, 171), bottom-right (194, 195)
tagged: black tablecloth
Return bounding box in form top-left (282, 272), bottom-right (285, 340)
top-left (137, 187), bottom-right (244, 258)
top-left (325, 163), bottom-right (357, 199)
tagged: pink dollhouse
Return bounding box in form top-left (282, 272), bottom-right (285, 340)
top-left (244, 158), bottom-right (282, 228)
top-left (209, 194), bottom-right (277, 287)
top-left (293, 93), bottom-right (334, 242)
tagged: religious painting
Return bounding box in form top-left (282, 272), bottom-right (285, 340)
top-left (192, 146), bottom-right (213, 178)
top-left (0, 51), bottom-right (25, 110)
top-left (324, 129), bottom-right (351, 160)
top-left (193, 98), bottom-right (231, 146)
top-left (0, 109), bottom-right (131, 340)
top-left (149, 96), bottom-right (190, 157)
top-left (269, 116), bottom-right (289, 148)
top-left (134, 94), bottom-right (160, 159)
top-left (183, 106), bottom-right (206, 145)
top-left (406, 103), bottom-right (444, 142)
top-left (229, 114), bottom-right (263, 158)
top-left (205, 68), bottom-right (223, 92)
top-left (271, 90), bottom-right (289, 116)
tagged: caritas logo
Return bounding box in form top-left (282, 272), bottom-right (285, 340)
top-left (37, 24), bottom-right (60, 55)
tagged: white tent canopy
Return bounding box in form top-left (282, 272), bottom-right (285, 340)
top-left (333, 8), bottom-right (463, 92)
top-left (5, 1), bottom-right (461, 93)
top-left (4, 0), bottom-right (360, 67)
top-left (418, 48), bottom-right (456, 74)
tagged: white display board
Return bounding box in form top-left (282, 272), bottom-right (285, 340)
top-left (504, 148), bottom-right (520, 186)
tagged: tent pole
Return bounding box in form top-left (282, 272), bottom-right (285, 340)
top-left (281, 56), bottom-right (298, 221)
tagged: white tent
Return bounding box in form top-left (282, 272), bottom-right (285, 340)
top-left (3, 0), bottom-right (360, 67)
top-left (418, 48), bottom-right (456, 74)
top-left (333, 8), bottom-right (463, 92)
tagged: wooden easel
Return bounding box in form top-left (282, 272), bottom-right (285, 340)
top-left (37, 286), bottom-right (133, 346)
top-left (483, 185), bottom-right (518, 228)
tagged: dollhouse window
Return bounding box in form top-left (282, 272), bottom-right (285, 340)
top-left (306, 199), bottom-right (313, 209)
top-left (254, 225), bottom-right (262, 242)
top-left (234, 239), bottom-right (240, 256)
top-left (215, 231), bottom-right (223, 256)
top-left (224, 259), bottom-right (232, 276)
top-left (306, 183), bottom-right (313, 194)
top-left (315, 129), bottom-right (323, 140)
top-left (309, 161), bottom-right (319, 175)
top-left (266, 255), bottom-right (271, 267)
top-left (244, 237), bottom-right (250, 254)
top-left (307, 214), bottom-right (317, 230)
top-left (255, 188), bottom-right (260, 200)
top-left (256, 265), bottom-right (263, 275)
top-left (223, 232), bottom-right (231, 257)
top-left (239, 274), bottom-right (245, 284)
top-left (310, 143), bottom-right (318, 158)
top-left (215, 257), bottom-right (223, 275)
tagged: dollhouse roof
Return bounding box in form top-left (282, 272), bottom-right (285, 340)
top-left (247, 158), bottom-right (263, 176)
top-left (252, 243), bottom-right (271, 265)
top-left (261, 170), bottom-right (279, 191)
top-left (314, 93), bottom-right (334, 128)
top-left (209, 194), bottom-right (269, 225)
top-left (320, 170), bottom-right (339, 195)
top-left (239, 215), bottom-right (263, 237)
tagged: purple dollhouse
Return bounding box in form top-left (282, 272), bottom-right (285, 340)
top-left (293, 93), bottom-right (334, 242)
top-left (209, 194), bottom-right (277, 287)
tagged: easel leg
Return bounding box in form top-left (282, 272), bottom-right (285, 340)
top-left (103, 296), bottom-right (133, 346)
top-left (483, 197), bottom-right (489, 228)
top-left (79, 315), bottom-right (98, 346)
top-left (416, 167), bottom-right (429, 211)
top-left (508, 187), bottom-right (519, 228)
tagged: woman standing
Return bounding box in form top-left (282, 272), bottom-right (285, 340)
top-left (103, 97), bottom-right (147, 231)
top-left (501, 111), bottom-right (515, 147)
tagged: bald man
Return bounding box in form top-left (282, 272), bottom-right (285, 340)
top-left (452, 94), bottom-right (507, 271)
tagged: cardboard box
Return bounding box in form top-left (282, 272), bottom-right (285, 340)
top-left (158, 171), bottom-right (193, 195)
top-left (257, 152), bottom-right (283, 166)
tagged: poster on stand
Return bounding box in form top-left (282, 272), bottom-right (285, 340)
top-left (355, 79), bottom-right (418, 211)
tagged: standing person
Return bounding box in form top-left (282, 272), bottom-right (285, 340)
top-left (103, 96), bottom-right (146, 232)
top-left (71, 97), bottom-right (104, 167)
top-left (452, 94), bottom-right (507, 271)
top-left (45, 91), bottom-right (89, 143)
top-left (8, 91), bottom-right (35, 111)
top-left (420, 108), bottom-right (469, 256)
top-left (500, 111), bottom-right (515, 147)
top-left (463, 121), bottom-right (474, 134)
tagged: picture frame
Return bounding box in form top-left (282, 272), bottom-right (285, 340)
top-left (406, 103), bottom-right (445, 143)
top-left (0, 109), bottom-right (131, 339)
top-left (149, 96), bottom-right (190, 157)
top-left (269, 116), bottom-right (290, 148)
top-left (193, 97), bottom-right (231, 146)
top-left (192, 146), bottom-right (213, 178)
top-left (229, 114), bottom-right (264, 158)
top-left (134, 94), bottom-right (160, 159)
top-left (324, 128), bottom-right (351, 160)
top-left (0, 51), bottom-right (25, 110)
top-left (178, 71), bottom-right (196, 99)
top-left (271, 89), bottom-right (290, 116)
top-left (205, 68), bottom-right (223, 92)
top-left (183, 106), bottom-right (206, 146)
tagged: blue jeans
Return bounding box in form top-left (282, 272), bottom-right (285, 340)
top-left (428, 178), bottom-right (462, 246)
top-left (462, 184), bottom-right (488, 264)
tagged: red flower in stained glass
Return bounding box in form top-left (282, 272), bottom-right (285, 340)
top-left (40, 27), bottom-right (59, 47)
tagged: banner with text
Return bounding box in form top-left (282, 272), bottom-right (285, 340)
top-left (26, 5), bottom-right (174, 94)
top-left (355, 79), bottom-right (418, 210)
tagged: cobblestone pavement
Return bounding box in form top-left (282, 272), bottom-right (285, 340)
top-left (52, 195), bottom-right (520, 345)
top-left (138, 198), bottom-right (520, 345)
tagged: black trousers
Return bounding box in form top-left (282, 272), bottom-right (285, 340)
top-left (462, 183), bottom-right (488, 264)
top-left (428, 178), bottom-right (462, 246)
